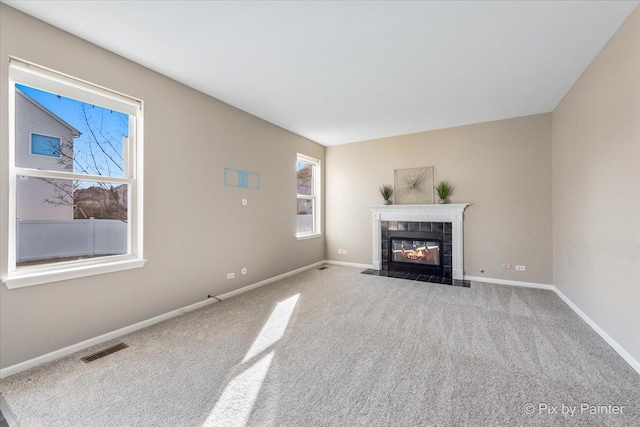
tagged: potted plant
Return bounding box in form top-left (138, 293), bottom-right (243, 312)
top-left (435, 181), bottom-right (453, 204)
top-left (379, 184), bottom-right (394, 205)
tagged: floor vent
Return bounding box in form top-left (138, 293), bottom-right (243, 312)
top-left (81, 343), bottom-right (129, 363)
top-left (318, 266), bottom-right (328, 270)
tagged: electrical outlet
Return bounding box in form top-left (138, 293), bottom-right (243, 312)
top-left (342, 250), bottom-right (348, 255)
top-left (338, 249), bottom-right (342, 255)
top-left (501, 263), bottom-right (511, 270)
top-left (515, 265), bottom-right (526, 271)
top-left (227, 272), bottom-right (235, 279)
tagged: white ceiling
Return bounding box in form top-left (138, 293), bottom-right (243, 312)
top-left (4, 1), bottom-right (638, 146)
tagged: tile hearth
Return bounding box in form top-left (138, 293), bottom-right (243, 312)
top-left (361, 268), bottom-right (470, 287)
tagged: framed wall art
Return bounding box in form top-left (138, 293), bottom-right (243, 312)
top-left (394, 166), bottom-right (434, 204)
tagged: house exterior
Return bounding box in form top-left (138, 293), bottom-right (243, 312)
top-left (15, 88), bottom-right (80, 220)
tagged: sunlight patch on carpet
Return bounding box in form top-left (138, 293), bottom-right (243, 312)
top-left (203, 351), bottom-right (274, 426)
top-left (204, 294), bottom-right (300, 426)
top-left (242, 294), bottom-right (299, 363)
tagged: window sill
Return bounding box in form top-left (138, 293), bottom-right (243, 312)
top-left (296, 232), bottom-right (323, 241)
top-left (2, 258), bottom-right (146, 289)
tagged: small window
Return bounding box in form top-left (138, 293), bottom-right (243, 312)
top-left (296, 154), bottom-right (321, 239)
top-left (3, 58), bottom-right (145, 289)
top-left (31, 133), bottom-right (61, 157)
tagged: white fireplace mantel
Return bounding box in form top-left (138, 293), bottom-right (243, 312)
top-left (371, 204), bottom-right (469, 280)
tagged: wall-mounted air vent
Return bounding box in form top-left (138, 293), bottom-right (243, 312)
top-left (81, 343), bottom-right (129, 363)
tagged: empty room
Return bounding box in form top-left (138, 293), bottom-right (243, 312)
top-left (0, 1), bottom-right (639, 426)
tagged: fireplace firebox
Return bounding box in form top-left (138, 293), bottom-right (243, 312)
top-left (388, 230), bottom-right (444, 276)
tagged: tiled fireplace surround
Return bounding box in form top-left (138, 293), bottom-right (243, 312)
top-left (381, 220), bottom-right (453, 276)
top-left (364, 204), bottom-right (470, 286)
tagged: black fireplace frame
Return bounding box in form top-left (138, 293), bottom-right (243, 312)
top-left (388, 230), bottom-right (444, 276)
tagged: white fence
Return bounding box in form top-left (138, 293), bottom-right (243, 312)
top-left (17, 218), bottom-right (127, 262)
top-left (297, 214), bottom-right (313, 234)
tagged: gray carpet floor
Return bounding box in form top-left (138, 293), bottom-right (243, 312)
top-left (0, 265), bottom-right (638, 426)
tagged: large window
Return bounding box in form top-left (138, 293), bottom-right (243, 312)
top-left (2, 58), bottom-right (145, 288)
top-left (296, 154), bottom-right (321, 239)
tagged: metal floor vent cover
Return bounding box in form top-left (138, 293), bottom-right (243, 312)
top-left (318, 266), bottom-right (328, 270)
top-left (82, 343), bottom-right (129, 363)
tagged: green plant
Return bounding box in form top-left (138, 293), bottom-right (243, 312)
top-left (379, 184), bottom-right (394, 201)
top-left (435, 181), bottom-right (454, 200)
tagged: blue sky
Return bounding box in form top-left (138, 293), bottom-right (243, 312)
top-left (17, 83), bottom-right (127, 178)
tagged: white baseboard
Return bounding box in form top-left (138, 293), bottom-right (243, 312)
top-left (325, 260), bottom-right (372, 269)
top-left (216, 261), bottom-right (326, 300)
top-left (0, 297), bottom-right (217, 379)
top-left (0, 260), bottom-right (325, 379)
top-left (552, 287), bottom-right (640, 375)
top-left (464, 275), bottom-right (554, 290)
top-left (466, 274), bottom-right (639, 375)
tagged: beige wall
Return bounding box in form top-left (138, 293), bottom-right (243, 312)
top-left (0, 4), bottom-right (325, 368)
top-left (326, 113), bottom-right (553, 284)
top-left (552, 6), bottom-right (640, 363)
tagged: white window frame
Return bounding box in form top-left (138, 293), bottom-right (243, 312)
top-left (296, 153), bottom-right (322, 240)
top-left (2, 57), bottom-right (145, 289)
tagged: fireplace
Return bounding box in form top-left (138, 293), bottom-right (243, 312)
top-left (371, 204), bottom-right (469, 280)
top-left (388, 230), bottom-right (443, 276)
